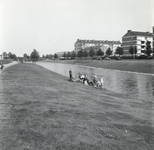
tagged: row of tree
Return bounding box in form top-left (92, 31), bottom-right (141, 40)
top-left (2, 52), bottom-right (17, 60)
top-left (2, 40), bottom-right (153, 62)
top-left (23, 49), bottom-right (40, 61)
top-left (61, 46), bottom-right (123, 59)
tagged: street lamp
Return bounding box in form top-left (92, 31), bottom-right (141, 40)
top-left (131, 37), bottom-right (135, 60)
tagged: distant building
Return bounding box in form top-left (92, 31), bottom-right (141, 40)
top-left (56, 51), bottom-right (69, 57)
top-left (2, 52), bottom-right (8, 59)
top-left (0, 54), bottom-right (3, 60)
top-left (0, 52), bottom-right (8, 60)
top-left (122, 29), bottom-right (153, 56)
top-left (74, 39), bottom-right (121, 55)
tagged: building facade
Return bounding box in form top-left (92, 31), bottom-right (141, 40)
top-left (122, 30), bottom-right (153, 56)
top-left (74, 39), bottom-right (121, 55)
top-left (57, 51), bottom-right (69, 57)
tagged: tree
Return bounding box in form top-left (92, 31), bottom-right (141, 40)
top-left (115, 47), bottom-right (124, 55)
top-left (30, 49), bottom-right (40, 61)
top-left (67, 52), bottom-right (71, 58)
top-left (83, 50), bottom-right (88, 58)
top-left (129, 46), bottom-right (137, 55)
top-left (71, 51), bottom-right (76, 59)
top-left (23, 53), bottom-right (28, 59)
top-left (48, 54), bottom-right (53, 59)
top-left (46, 54), bottom-right (49, 59)
top-left (96, 48), bottom-right (104, 56)
top-left (89, 47), bottom-right (95, 57)
top-left (106, 47), bottom-right (112, 56)
top-left (54, 53), bottom-right (58, 59)
top-left (12, 54), bottom-right (17, 60)
top-left (8, 52), bottom-right (13, 59)
top-left (8, 52), bottom-right (17, 60)
top-left (62, 52), bottom-right (67, 58)
top-left (77, 49), bottom-right (83, 57)
top-left (146, 41), bottom-right (152, 56)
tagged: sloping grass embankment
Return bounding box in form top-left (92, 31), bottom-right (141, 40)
top-left (0, 63), bottom-right (153, 150)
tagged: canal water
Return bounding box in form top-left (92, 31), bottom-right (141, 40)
top-left (37, 62), bottom-right (154, 101)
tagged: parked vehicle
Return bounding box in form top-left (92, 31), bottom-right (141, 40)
top-left (115, 56), bottom-right (122, 60)
top-left (104, 57), bottom-right (111, 60)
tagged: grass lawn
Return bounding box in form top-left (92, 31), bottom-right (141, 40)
top-left (0, 63), bottom-right (154, 150)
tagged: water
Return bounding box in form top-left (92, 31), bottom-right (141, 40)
top-left (37, 62), bottom-right (154, 101)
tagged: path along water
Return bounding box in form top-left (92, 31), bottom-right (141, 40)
top-left (37, 61), bottom-right (154, 102)
top-left (0, 61), bottom-right (18, 75)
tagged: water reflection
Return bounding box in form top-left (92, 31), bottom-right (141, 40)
top-left (38, 62), bottom-right (154, 101)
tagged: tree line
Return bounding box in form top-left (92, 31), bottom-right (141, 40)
top-left (60, 46), bottom-right (123, 59)
top-left (2, 40), bottom-right (153, 62)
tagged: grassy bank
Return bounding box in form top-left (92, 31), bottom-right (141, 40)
top-left (0, 63), bottom-right (154, 150)
top-left (43, 59), bottom-right (154, 74)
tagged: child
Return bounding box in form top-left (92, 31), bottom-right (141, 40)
top-left (83, 74), bottom-right (89, 85)
top-left (97, 76), bottom-right (104, 89)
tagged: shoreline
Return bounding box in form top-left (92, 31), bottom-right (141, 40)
top-left (40, 59), bottom-right (154, 76)
top-left (41, 59), bottom-right (154, 75)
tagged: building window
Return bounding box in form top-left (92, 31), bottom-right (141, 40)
top-left (141, 50), bottom-right (145, 53)
top-left (141, 46), bottom-right (145, 49)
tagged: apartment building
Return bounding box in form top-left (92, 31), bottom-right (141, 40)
top-left (74, 39), bottom-right (121, 55)
top-left (57, 51), bottom-right (69, 57)
top-left (122, 29), bottom-right (153, 56)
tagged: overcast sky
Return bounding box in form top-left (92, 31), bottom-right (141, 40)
top-left (0, 0), bottom-right (154, 57)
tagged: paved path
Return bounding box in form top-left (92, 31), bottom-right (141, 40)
top-left (0, 61), bottom-right (18, 74)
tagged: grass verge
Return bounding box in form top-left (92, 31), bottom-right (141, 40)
top-left (0, 63), bottom-right (154, 150)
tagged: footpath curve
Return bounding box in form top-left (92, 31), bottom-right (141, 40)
top-left (0, 61), bottom-right (18, 74)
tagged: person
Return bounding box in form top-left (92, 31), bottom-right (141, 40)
top-left (75, 73), bottom-right (83, 82)
top-left (69, 69), bottom-right (72, 81)
top-left (97, 76), bottom-right (104, 89)
top-left (93, 76), bottom-right (98, 87)
top-left (83, 74), bottom-right (89, 85)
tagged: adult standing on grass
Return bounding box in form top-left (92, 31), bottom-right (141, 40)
top-left (69, 69), bottom-right (72, 81)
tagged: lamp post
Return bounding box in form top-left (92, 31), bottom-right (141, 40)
top-left (133, 47), bottom-right (135, 60)
top-left (131, 37), bottom-right (135, 60)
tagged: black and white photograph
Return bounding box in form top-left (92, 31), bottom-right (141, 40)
top-left (0, 0), bottom-right (154, 149)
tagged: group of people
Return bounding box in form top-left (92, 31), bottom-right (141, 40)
top-left (69, 69), bottom-right (104, 89)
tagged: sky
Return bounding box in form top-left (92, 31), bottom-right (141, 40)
top-left (0, 0), bottom-right (154, 57)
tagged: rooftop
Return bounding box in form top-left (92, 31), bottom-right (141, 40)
top-left (123, 30), bottom-right (153, 37)
top-left (75, 39), bottom-right (121, 44)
